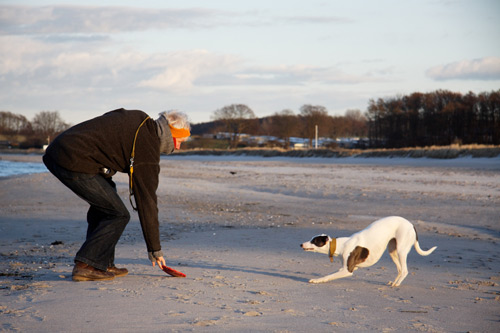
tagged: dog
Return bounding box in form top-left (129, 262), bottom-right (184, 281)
top-left (300, 216), bottom-right (437, 286)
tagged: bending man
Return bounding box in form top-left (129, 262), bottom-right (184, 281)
top-left (43, 108), bottom-right (190, 281)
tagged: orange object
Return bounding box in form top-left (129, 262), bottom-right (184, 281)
top-left (161, 265), bottom-right (186, 278)
top-left (168, 125), bottom-right (190, 138)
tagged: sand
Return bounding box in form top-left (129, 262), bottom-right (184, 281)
top-left (1, 153), bottom-right (499, 332)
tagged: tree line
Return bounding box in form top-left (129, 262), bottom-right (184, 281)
top-left (366, 90), bottom-right (500, 147)
top-left (2, 89), bottom-right (499, 149)
top-left (0, 111), bottom-right (69, 148)
top-left (206, 104), bottom-right (367, 149)
top-left (205, 90), bottom-right (500, 149)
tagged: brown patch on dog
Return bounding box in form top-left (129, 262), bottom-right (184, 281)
top-left (347, 246), bottom-right (369, 273)
top-left (388, 238), bottom-right (397, 253)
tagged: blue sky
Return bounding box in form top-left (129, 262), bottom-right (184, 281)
top-left (1, 0), bottom-right (499, 125)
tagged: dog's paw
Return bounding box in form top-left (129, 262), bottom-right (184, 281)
top-left (309, 278), bottom-right (323, 284)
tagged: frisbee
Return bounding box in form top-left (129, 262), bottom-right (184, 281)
top-left (161, 265), bottom-right (186, 278)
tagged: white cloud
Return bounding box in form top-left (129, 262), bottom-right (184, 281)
top-left (138, 50), bottom-right (243, 91)
top-left (426, 57), bottom-right (500, 81)
top-left (0, 34), bottom-right (376, 93)
top-left (285, 15), bottom-right (353, 24)
top-left (195, 65), bottom-right (378, 87)
top-left (0, 4), bottom-right (371, 91)
top-left (0, 5), bottom-right (229, 35)
top-left (0, 4), bottom-right (354, 36)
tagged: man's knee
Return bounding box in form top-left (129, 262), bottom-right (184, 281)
top-left (103, 205), bottom-right (130, 226)
top-left (120, 209), bottom-right (131, 223)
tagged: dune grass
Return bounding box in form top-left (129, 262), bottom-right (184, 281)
top-left (174, 144), bottom-right (500, 159)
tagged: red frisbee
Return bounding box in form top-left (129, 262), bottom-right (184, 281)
top-left (161, 265), bottom-right (186, 278)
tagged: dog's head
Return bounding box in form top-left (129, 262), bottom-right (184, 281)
top-left (300, 234), bottom-right (332, 255)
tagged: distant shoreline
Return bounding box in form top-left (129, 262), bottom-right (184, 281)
top-left (173, 145), bottom-right (500, 159)
top-left (1, 144), bottom-right (499, 160)
top-left (3, 145), bottom-right (499, 173)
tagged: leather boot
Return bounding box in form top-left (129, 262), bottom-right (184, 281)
top-left (107, 266), bottom-right (128, 277)
top-left (72, 261), bottom-right (115, 281)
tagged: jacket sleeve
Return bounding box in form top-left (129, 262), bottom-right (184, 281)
top-left (132, 162), bottom-right (162, 253)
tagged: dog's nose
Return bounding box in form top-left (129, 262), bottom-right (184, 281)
top-left (300, 244), bottom-right (303, 248)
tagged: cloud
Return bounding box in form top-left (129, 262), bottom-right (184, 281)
top-left (285, 15), bottom-right (353, 24)
top-left (233, 65), bottom-right (373, 85)
top-left (36, 34), bottom-right (111, 44)
top-left (0, 5), bottom-right (354, 36)
top-left (140, 62), bottom-right (372, 91)
top-left (138, 50), bottom-right (243, 91)
top-left (0, 33), bottom-right (381, 97)
top-left (0, 5), bottom-right (229, 35)
top-left (426, 57), bottom-right (500, 81)
top-left (0, 36), bottom-right (244, 94)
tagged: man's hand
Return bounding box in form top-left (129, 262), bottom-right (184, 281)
top-left (152, 256), bottom-right (166, 268)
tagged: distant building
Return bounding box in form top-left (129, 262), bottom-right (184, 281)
top-left (0, 140), bottom-right (12, 149)
top-left (209, 132), bottom-right (366, 149)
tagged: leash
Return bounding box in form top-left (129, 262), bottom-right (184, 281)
top-left (129, 116), bottom-right (150, 211)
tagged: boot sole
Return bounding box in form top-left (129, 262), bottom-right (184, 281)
top-left (72, 275), bottom-right (115, 282)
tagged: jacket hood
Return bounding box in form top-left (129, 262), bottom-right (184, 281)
top-left (155, 115), bottom-right (175, 154)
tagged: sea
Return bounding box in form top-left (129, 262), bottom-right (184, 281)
top-left (0, 154), bottom-right (499, 178)
top-left (0, 159), bottom-right (47, 178)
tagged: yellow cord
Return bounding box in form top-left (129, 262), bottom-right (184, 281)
top-left (129, 116), bottom-right (150, 210)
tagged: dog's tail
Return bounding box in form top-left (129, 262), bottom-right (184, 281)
top-left (414, 241), bottom-right (437, 256)
top-left (413, 226), bottom-right (437, 256)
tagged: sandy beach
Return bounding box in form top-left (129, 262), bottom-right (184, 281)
top-left (1, 153), bottom-right (499, 332)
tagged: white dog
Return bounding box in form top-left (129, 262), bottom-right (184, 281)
top-left (300, 216), bottom-right (437, 286)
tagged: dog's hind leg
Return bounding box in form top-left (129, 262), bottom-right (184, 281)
top-left (392, 246), bottom-right (411, 287)
top-left (387, 238), bottom-right (402, 286)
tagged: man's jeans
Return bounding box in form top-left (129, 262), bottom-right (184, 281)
top-left (43, 155), bottom-right (130, 271)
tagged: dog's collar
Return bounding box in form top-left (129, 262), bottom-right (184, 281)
top-left (329, 238), bottom-right (337, 263)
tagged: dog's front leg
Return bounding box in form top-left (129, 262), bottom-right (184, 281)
top-left (309, 268), bottom-right (353, 284)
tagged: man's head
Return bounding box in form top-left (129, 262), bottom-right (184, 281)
top-left (157, 110), bottom-right (191, 150)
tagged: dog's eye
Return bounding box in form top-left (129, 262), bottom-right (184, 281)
top-left (311, 235), bottom-right (329, 247)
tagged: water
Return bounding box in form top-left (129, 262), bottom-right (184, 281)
top-left (0, 160), bottom-right (47, 178)
top-left (1, 154), bottom-right (498, 178)
top-left (165, 154), bottom-right (500, 170)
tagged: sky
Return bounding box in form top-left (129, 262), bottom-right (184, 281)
top-left (1, 0), bottom-right (499, 125)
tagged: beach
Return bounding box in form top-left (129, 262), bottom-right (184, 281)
top-left (1, 153), bottom-right (499, 332)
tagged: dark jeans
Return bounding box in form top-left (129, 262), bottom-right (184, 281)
top-left (43, 155), bottom-right (130, 271)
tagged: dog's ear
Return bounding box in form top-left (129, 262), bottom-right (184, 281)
top-left (347, 246), bottom-right (369, 273)
top-left (311, 235), bottom-right (330, 247)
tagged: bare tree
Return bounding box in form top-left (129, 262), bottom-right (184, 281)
top-left (299, 104), bottom-right (329, 147)
top-left (268, 109), bottom-right (300, 149)
top-left (344, 109), bottom-right (368, 137)
top-left (32, 111), bottom-right (70, 144)
top-left (211, 104), bottom-right (257, 148)
top-left (0, 111), bottom-right (32, 147)
top-left (0, 111), bottom-right (31, 134)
